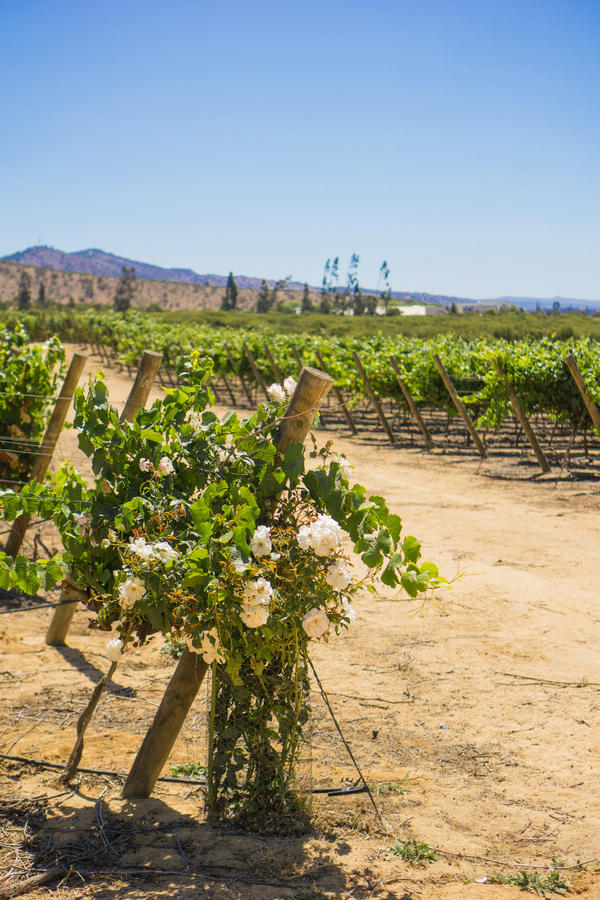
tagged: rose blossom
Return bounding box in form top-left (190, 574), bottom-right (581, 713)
top-left (127, 537), bottom-right (154, 562)
top-left (302, 608), bottom-right (330, 639)
top-left (139, 458), bottom-right (152, 472)
top-left (157, 456), bottom-right (174, 476)
top-left (249, 525), bottom-right (272, 558)
top-left (240, 604), bottom-right (270, 628)
top-left (154, 541), bottom-right (179, 563)
top-left (325, 559), bottom-right (352, 590)
top-left (297, 514), bottom-right (344, 557)
top-left (243, 577), bottom-right (273, 605)
top-left (266, 383), bottom-right (286, 404)
top-left (283, 376), bottom-right (297, 397)
top-left (117, 576), bottom-right (146, 609)
top-left (105, 638), bottom-right (123, 661)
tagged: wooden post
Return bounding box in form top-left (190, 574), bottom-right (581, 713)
top-left (565, 354), bottom-right (600, 437)
top-left (5, 353), bottom-right (87, 559)
top-left (388, 356), bottom-right (434, 450)
top-left (314, 348), bottom-right (357, 435)
top-left (219, 372), bottom-right (237, 406)
top-left (263, 342), bottom-right (284, 384)
top-left (432, 354), bottom-right (487, 458)
top-left (243, 343), bottom-right (270, 400)
top-left (46, 350), bottom-right (164, 647)
top-left (122, 365), bottom-right (334, 799)
top-left (352, 351), bottom-right (395, 445)
top-left (120, 351), bottom-right (163, 424)
top-left (492, 359), bottom-right (551, 474)
top-left (224, 342), bottom-right (254, 407)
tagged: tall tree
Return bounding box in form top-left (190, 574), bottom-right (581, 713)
top-left (379, 260), bottom-right (391, 310)
top-left (36, 282), bottom-right (47, 308)
top-left (256, 279), bottom-right (273, 313)
top-left (113, 266), bottom-right (137, 312)
top-left (16, 271), bottom-right (31, 310)
top-left (301, 283), bottom-right (311, 313)
top-left (345, 253), bottom-right (360, 313)
top-left (221, 272), bottom-right (238, 311)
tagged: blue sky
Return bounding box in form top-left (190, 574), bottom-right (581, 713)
top-left (1, 0), bottom-right (598, 298)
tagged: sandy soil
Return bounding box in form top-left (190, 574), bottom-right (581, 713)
top-left (0, 349), bottom-right (599, 899)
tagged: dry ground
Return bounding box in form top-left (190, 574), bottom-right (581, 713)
top-left (0, 351), bottom-right (599, 898)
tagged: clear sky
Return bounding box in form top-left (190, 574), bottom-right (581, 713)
top-left (1, 0), bottom-right (598, 299)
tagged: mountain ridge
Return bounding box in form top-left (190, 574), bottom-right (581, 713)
top-left (3, 246), bottom-right (599, 311)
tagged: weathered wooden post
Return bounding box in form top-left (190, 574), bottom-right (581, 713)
top-left (352, 352), bottom-right (395, 445)
top-left (492, 359), bottom-right (551, 474)
top-left (432, 354), bottom-right (487, 458)
top-left (564, 354), bottom-right (600, 437)
top-left (45, 350), bottom-right (163, 647)
top-left (243, 343), bottom-right (270, 401)
top-left (121, 365), bottom-right (334, 799)
top-left (263, 342), bottom-right (284, 384)
top-left (223, 343), bottom-right (254, 407)
top-left (314, 348), bottom-right (357, 435)
top-left (5, 352), bottom-right (88, 559)
top-left (388, 356), bottom-right (434, 450)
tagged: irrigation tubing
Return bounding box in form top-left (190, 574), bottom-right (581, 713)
top-left (0, 752), bottom-right (367, 797)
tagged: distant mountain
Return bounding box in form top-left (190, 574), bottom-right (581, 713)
top-left (2, 246), bottom-right (305, 292)
top-left (3, 246), bottom-right (598, 311)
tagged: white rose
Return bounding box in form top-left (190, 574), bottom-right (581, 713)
top-left (106, 638), bottom-right (123, 662)
top-left (267, 383), bottom-right (286, 404)
top-left (128, 537), bottom-right (154, 562)
top-left (139, 458), bottom-right (152, 472)
top-left (325, 559), bottom-right (352, 590)
top-left (302, 608), bottom-right (330, 639)
top-left (117, 576), bottom-right (146, 608)
top-left (283, 376), bottom-right (297, 397)
top-left (157, 456), bottom-right (174, 476)
top-left (243, 577), bottom-right (273, 605)
top-left (250, 525), bottom-right (272, 558)
top-left (154, 541), bottom-right (178, 563)
top-left (340, 597), bottom-right (356, 623)
top-left (240, 603), bottom-right (270, 628)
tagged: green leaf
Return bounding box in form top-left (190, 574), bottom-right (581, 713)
top-left (282, 443), bottom-right (304, 481)
top-left (402, 535), bottom-right (421, 563)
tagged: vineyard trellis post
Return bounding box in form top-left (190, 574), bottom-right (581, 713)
top-left (45, 350), bottom-right (163, 647)
top-left (388, 355), bottom-right (434, 450)
top-left (263, 342), bottom-right (284, 384)
top-left (121, 364), bottom-right (334, 799)
top-left (432, 354), bottom-right (487, 458)
top-left (564, 354), bottom-right (600, 438)
top-left (314, 348), bottom-right (357, 435)
top-left (223, 342), bottom-right (254, 407)
top-left (291, 344), bottom-right (328, 427)
top-left (243, 343), bottom-right (270, 401)
top-left (352, 351), bottom-right (395, 445)
top-left (492, 359), bottom-right (551, 474)
top-left (5, 352), bottom-right (88, 559)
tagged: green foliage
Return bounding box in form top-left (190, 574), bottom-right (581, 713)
top-left (388, 838), bottom-right (438, 866)
top-left (490, 869), bottom-right (570, 895)
top-left (16, 271), bottom-right (31, 310)
top-left (170, 761), bottom-right (207, 778)
top-left (221, 272), bottom-right (239, 311)
top-left (0, 323), bottom-right (66, 484)
top-left (0, 353), bottom-right (440, 819)
top-left (113, 266), bottom-right (137, 312)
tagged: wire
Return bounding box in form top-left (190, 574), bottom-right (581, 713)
top-left (0, 752), bottom-right (365, 796)
top-left (0, 599), bottom-right (75, 615)
top-left (308, 656), bottom-right (385, 826)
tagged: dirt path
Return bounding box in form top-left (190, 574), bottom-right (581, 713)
top-left (0, 349), bottom-right (598, 898)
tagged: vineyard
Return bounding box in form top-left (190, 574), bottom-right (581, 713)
top-left (8, 307), bottom-right (600, 472)
top-left (0, 313), bottom-right (598, 898)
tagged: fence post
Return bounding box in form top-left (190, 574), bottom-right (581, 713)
top-left (314, 349), bottom-right (358, 435)
top-left (388, 356), bottom-right (434, 450)
top-left (224, 342), bottom-right (254, 407)
top-left (432, 354), bottom-right (487, 458)
top-left (352, 352), bottom-right (395, 445)
top-left (564, 354), bottom-right (600, 437)
top-left (5, 352), bottom-right (88, 559)
top-left (243, 343), bottom-right (270, 401)
top-left (263, 343), bottom-right (284, 384)
top-left (492, 359), bottom-right (551, 474)
top-left (121, 365), bottom-right (334, 799)
top-left (45, 350), bottom-right (163, 647)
